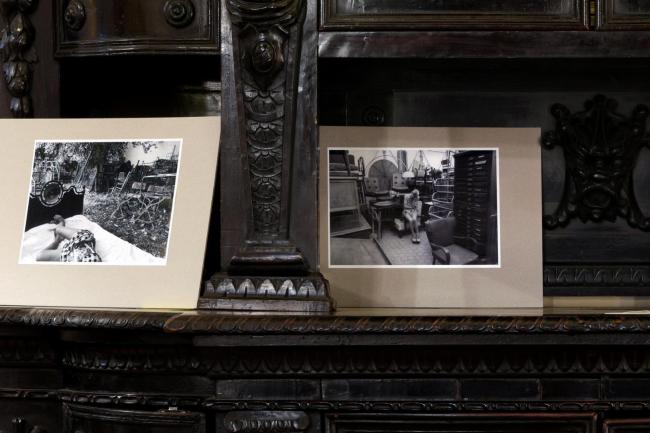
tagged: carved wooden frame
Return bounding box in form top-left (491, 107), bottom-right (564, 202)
top-left (320, 0), bottom-right (589, 31)
top-left (598, 0), bottom-right (650, 30)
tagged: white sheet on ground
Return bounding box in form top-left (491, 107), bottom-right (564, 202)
top-left (20, 214), bottom-right (165, 265)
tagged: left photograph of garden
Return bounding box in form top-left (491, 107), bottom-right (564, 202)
top-left (19, 139), bottom-right (182, 265)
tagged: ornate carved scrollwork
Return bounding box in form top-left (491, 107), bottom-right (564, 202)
top-left (63, 0), bottom-right (85, 32)
top-left (0, 0), bottom-right (38, 117)
top-left (229, 0), bottom-right (303, 238)
top-left (163, 0), bottom-right (195, 28)
top-left (543, 95), bottom-right (650, 231)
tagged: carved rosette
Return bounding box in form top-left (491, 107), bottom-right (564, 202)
top-left (0, 0), bottom-right (38, 117)
top-left (227, 0), bottom-right (304, 237)
top-left (543, 95), bottom-right (650, 231)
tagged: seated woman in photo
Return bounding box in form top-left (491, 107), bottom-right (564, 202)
top-left (403, 189), bottom-right (420, 244)
top-left (36, 215), bottom-right (102, 263)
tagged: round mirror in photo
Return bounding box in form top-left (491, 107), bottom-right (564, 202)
top-left (328, 147), bottom-right (500, 268)
top-left (19, 139), bottom-right (182, 265)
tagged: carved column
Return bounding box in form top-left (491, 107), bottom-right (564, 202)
top-left (0, 0), bottom-right (38, 117)
top-left (201, 0), bottom-right (332, 311)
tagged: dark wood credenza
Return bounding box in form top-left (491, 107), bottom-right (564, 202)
top-left (0, 309), bottom-right (650, 433)
top-left (2, 1), bottom-right (650, 431)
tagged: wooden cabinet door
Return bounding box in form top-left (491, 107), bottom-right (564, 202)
top-left (599, 0), bottom-right (650, 29)
top-left (63, 404), bottom-right (205, 433)
top-left (321, 0), bottom-right (589, 30)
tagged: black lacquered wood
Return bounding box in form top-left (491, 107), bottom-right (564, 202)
top-left (321, 0), bottom-right (589, 30)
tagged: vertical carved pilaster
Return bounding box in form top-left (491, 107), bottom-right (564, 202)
top-left (201, 0), bottom-right (332, 311)
top-left (226, 0), bottom-right (308, 273)
top-left (0, 0), bottom-right (38, 117)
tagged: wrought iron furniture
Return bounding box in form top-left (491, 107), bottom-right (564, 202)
top-left (25, 181), bottom-right (85, 230)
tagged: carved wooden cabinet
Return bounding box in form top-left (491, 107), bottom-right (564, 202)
top-left (55, 0), bottom-right (220, 56)
top-left (0, 309), bottom-right (649, 433)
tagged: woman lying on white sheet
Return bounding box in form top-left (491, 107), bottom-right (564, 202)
top-left (37, 215), bottom-right (102, 262)
top-left (21, 214), bottom-right (165, 265)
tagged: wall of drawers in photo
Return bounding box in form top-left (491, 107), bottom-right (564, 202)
top-left (452, 151), bottom-right (498, 263)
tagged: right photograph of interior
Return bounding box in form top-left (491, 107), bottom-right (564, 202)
top-left (328, 148), bottom-right (499, 267)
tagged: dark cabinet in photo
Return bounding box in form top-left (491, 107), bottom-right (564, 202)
top-left (452, 151), bottom-right (497, 262)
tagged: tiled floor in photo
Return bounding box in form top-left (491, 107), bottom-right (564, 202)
top-left (378, 229), bottom-right (433, 265)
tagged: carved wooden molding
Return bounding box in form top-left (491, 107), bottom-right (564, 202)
top-left (61, 344), bottom-right (650, 376)
top-left (3, 308), bottom-right (650, 335)
top-left (543, 95), bottom-right (650, 231)
top-left (545, 265), bottom-right (650, 288)
top-left (0, 308), bottom-right (174, 330)
top-left (165, 314), bottom-right (650, 335)
top-left (0, 0), bottom-right (38, 117)
top-left (224, 411), bottom-right (310, 433)
top-left (49, 393), bottom-right (650, 413)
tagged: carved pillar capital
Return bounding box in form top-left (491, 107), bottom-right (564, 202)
top-left (0, 0), bottom-right (38, 117)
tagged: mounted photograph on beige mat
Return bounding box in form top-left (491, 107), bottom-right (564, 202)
top-left (0, 117), bottom-right (220, 308)
top-left (320, 127), bottom-right (543, 308)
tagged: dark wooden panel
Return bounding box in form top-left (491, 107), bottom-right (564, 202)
top-left (600, 0), bottom-right (650, 29)
top-left (55, 0), bottom-right (219, 56)
top-left (321, 0), bottom-right (588, 30)
top-left (63, 404), bottom-right (205, 433)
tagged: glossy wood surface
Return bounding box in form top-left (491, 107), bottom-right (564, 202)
top-left (56, 0), bottom-right (219, 56)
top-left (321, 0), bottom-right (588, 30)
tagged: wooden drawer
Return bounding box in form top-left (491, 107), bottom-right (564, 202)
top-left (328, 413), bottom-right (597, 433)
top-left (56, 0), bottom-right (219, 56)
top-left (599, 0), bottom-right (650, 29)
top-left (63, 404), bottom-right (205, 433)
top-left (321, 0), bottom-right (589, 30)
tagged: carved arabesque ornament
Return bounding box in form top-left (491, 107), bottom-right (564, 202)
top-left (543, 95), bottom-right (650, 231)
top-left (0, 0), bottom-right (38, 117)
top-left (226, 0), bottom-right (305, 241)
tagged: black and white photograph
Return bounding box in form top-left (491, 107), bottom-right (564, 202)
top-left (20, 139), bottom-right (182, 265)
top-left (329, 147), bottom-right (499, 267)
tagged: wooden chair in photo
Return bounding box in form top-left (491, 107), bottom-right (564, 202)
top-left (363, 177), bottom-right (391, 203)
top-left (424, 217), bottom-right (478, 265)
top-left (391, 172), bottom-right (409, 194)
